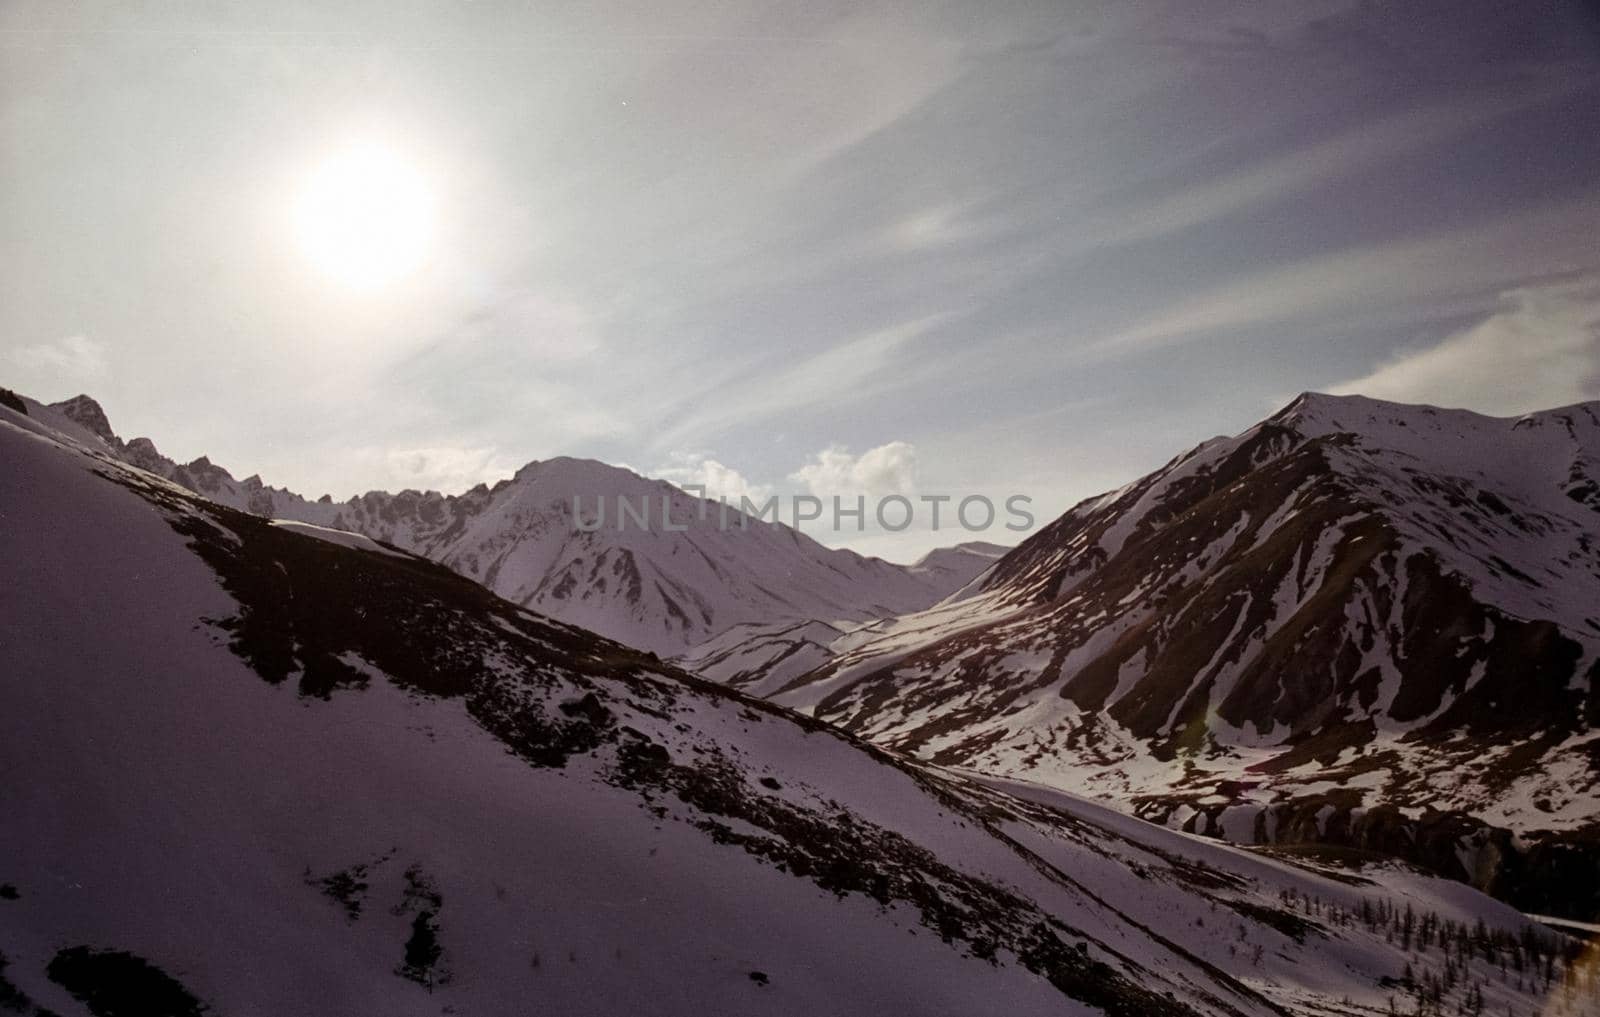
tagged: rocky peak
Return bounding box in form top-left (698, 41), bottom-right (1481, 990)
top-left (48, 394), bottom-right (117, 444)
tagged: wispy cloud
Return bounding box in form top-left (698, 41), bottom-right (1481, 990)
top-left (1093, 85), bottom-right (1576, 250)
top-left (1328, 277), bottom-right (1600, 415)
top-left (454, 292), bottom-right (603, 364)
top-left (651, 313), bottom-right (954, 448)
top-left (6, 335), bottom-right (108, 389)
top-left (1072, 197), bottom-right (1600, 362)
top-left (4, 0), bottom-right (1598, 565)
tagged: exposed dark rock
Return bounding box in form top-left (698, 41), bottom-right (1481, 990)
top-left (46, 946), bottom-right (211, 1017)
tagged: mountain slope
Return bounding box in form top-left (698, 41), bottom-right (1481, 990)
top-left (21, 390), bottom-right (976, 655)
top-left (906, 539), bottom-right (1010, 591)
top-left (2, 396), bottom-right (1585, 1015)
top-left (758, 394), bottom-right (1600, 919)
top-left (678, 543), bottom-right (1009, 692)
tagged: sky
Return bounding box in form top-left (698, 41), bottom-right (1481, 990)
top-left (3, 1), bottom-right (1600, 561)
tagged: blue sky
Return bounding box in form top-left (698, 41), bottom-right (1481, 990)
top-left (4, 1), bottom-right (1599, 559)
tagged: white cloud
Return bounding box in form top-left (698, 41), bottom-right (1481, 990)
top-left (790, 440), bottom-right (918, 499)
top-left (1328, 279), bottom-right (1600, 415)
top-left (7, 335), bottom-right (108, 386)
top-left (652, 451), bottom-right (772, 504)
top-left (383, 445), bottom-right (516, 493)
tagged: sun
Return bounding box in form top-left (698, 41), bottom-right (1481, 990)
top-left (294, 143), bottom-right (435, 290)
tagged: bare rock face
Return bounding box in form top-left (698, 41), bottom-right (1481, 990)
top-left (49, 394), bottom-right (117, 444)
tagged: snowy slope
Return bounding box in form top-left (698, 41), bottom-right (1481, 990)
top-left (757, 394), bottom-right (1600, 920)
top-left (906, 540), bottom-right (1010, 592)
top-left (676, 618), bottom-right (852, 697)
top-left (3, 397), bottom-right (1589, 1016)
top-left (18, 390), bottom-right (970, 655)
top-left (676, 542), bottom-right (1008, 690)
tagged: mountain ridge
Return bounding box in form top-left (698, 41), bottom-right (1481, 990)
top-left (6, 394), bottom-right (1577, 1015)
top-left (16, 388), bottom-right (993, 655)
top-left (727, 391), bottom-right (1600, 919)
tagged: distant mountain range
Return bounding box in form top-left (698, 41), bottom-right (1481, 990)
top-left (738, 392), bottom-right (1600, 919)
top-left (18, 391), bottom-right (997, 656)
top-left (8, 383), bottom-right (1598, 925)
top-left (8, 388), bottom-right (1576, 1016)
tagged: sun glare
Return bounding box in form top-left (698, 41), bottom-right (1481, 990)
top-left (294, 143), bottom-right (434, 290)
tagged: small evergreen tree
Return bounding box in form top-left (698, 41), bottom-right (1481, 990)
top-left (400, 910), bottom-right (443, 990)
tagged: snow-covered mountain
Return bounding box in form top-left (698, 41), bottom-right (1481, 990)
top-left (16, 390), bottom-right (983, 655)
top-left (750, 393), bottom-right (1600, 920)
top-left (680, 542), bottom-right (1010, 693)
top-left (8, 392), bottom-right (1588, 1015)
top-left (907, 539), bottom-right (1010, 590)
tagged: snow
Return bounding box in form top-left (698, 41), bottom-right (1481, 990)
top-left (1528, 914), bottom-right (1600, 935)
top-left (675, 618), bottom-right (848, 697)
top-left (0, 411), bottom-right (1074, 1014)
top-left (2, 402), bottom-right (1579, 1016)
top-left (14, 392), bottom-right (986, 656)
top-left (725, 391), bottom-right (1600, 862)
top-left (269, 519), bottom-right (411, 558)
